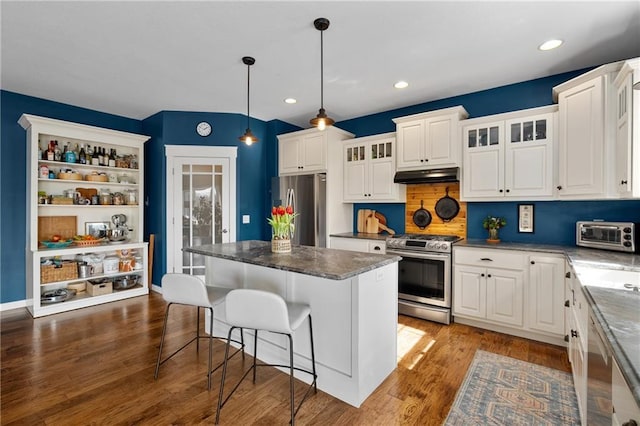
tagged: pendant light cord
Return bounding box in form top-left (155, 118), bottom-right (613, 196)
top-left (320, 29), bottom-right (324, 110)
top-left (246, 63), bottom-right (251, 129)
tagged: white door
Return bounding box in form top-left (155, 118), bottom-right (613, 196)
top-left (529, 255), bottom-right (565, 335)
top-left (165, 146), bottom-right (237, 278)
top-left (486, 268), bottom-right (524, 327)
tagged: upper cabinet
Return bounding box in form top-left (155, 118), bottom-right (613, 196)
top-left (553, 61), bottom-right (623, 199)
top-left (460, 106), bottom-right (557, 201)
top-left (343, 132), bottom-right (405, 203)
top-left (613, 57), bottom-right (640, 198)
top-left (393, 106), bottom-right (468, 171)
top-left (278, 127), bottom-right (353, 176)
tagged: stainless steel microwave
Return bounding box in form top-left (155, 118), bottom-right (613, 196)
top-left (576, 221), bottom-right (637, 253)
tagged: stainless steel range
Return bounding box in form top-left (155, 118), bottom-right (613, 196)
top-left (386, 234), bottom-right (461, 324)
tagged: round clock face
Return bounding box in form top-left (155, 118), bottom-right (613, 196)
top-left (196, 121), bottom-right (212, 137)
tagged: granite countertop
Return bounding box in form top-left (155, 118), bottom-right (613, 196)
top-left (455, 239), bottom-right (640, 405)
top-left (330, 232), bottom-right (392, 241)
top-left (184, 240), bottom-right (401, 281)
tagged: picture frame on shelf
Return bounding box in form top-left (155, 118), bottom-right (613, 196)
top-left (518, 204), bottom-right (534, 233)
top-left (86, 221), bottom-right (109, 238)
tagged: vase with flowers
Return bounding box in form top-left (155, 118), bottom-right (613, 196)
top-left (482, 216), bottom-right (506, 243)
top-left (267, 205), bottom-right (297, 253)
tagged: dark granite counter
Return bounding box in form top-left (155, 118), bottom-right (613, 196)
top-left (454, 239), bottom-right (640, 405)
top-left (184, 240), bottom-right (401, 281)
top-left (330, 232), bottom-right (392, 241)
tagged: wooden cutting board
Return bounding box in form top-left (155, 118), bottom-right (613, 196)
top-left (365, 210), bottom-right (379, 233)
top-left (358, 209), bottom-right (372, 233)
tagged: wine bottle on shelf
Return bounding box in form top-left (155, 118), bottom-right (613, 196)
top-left (73, 143), bottom-right (80, 163)
top-left (64, 143), bottom-right (76, 163)
top-left (108, 148), bottom-right (116, 167)
top-left (97, 146), bottom-right (104, 166)
top-left (91, 145), bottom-right (100, 166)
top-left (87, 144), bottom-right (93, 158)
top-left (47, 140), bottom-right (55, 161)
top-left (79, 144), bottom-right (87, 164)
top-left (54, 141), bottom-right (62, 161)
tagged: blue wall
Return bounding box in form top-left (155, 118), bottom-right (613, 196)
top-left (1, 90), bottom-right (143, 303)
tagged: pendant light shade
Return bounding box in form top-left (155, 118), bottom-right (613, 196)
top-left (239, 56), bottom-right (258, 145)
top-left (310, 18), bottom-right (334, 130)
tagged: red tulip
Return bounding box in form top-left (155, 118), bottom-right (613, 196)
top-left (272, 206), bottom-right (277, 215)
top-left (285, 205), bottom-right (293, 215)
top-left (277, 206), bottom-right (285, 215)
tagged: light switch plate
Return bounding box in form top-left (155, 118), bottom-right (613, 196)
top-left (242, 215), bottom-right (250, 224)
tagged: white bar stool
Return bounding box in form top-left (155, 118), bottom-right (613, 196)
top-left (154, 273), bottom-right (244, 390)
top-left (215, 289), bottom-right (317, 425)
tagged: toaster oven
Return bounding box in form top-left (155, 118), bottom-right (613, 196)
top-left (576, 221), bottom-right (637, 253)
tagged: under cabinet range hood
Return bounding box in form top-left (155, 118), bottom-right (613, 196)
top-left (393, 167), bottom-right (459, 184)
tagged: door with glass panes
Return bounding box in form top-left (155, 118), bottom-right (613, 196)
top-left (165, 146), bottom-right (236, 279)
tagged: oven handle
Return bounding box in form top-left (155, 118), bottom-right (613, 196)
top-left (386, 249), bottom-right (450, 261)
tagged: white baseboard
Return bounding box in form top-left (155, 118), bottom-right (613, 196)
top-left (0, 299), bottom-right (28, 312)
top-left (151, 283), bottom-right (162, 293)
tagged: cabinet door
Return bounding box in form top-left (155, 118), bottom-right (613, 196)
top-left (570, 311), bottom-right (588, 424)
top-left (612, 358), bottom-right (640, 426)
top-left (453, 265), bottom-right (486, 319)
top-left (396, 119), bottom-right (424, 170)
top-left (486, 268), bottom-right (524, 327)
top-left (462, 122), bottom-right (504, 198)
top-left (279, 137), bottom-right (301, 174)
top-left (344, 143), bottom-right (367, 201)
top-left (425, 115), bottom-right (457, 166)
top-left (528, 255), bottom-right (565, 336)
top-left (369, 157), bottom-right (396, 200)
top-left (557, 77), bottom-right (605, 197)
top-left (504, 113), bottom-right (554, 197)
top-left (615, 75), bottom-right (633, 196)
top-left (301, 133), bottom-right (326, 172)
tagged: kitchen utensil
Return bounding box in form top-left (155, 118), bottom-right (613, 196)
top-left (374, 211), bottom-right (387, 226)
top-left (365, 210), bottom-right (380, 233)
top-left (112, 214), bottom-right (126, 226)
top-left (41, 288), bottom-right (76, 304)
top-left (63, 189), bottom-right (81, 200)
top-left (378, 222), bottom-right (395, 235)
top-left (434, 187), bottom-right (460, 222)
top-left (412, 200), bottom-right (432, 229)
top-left (78, 263), bottom-right (94, 278)
top-left (113, 274), bottom-right (140, 290)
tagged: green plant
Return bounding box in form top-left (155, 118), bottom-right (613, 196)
top-left (482, 216), bottom-right (506, 230)
top-left (267, 205), bottom-right (298, 240)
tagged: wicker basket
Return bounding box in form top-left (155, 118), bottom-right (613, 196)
top-left (41, 261), bottom-right (78, 284)
top-left (271, 238), bottom-right (291, 253)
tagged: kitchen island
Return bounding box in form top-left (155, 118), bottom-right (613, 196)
top-left (184, 240), bottom-right (401, 407)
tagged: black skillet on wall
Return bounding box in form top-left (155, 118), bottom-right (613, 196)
top-left (434, 187), bottom-right (460, 222)
top-left (412, 200), bottom-right (432, 229)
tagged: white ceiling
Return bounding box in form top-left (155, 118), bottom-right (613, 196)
top-left (2, 1), bottom-right (639, 128)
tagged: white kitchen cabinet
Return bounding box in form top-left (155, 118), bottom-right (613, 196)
top-left (393, 106), bottom-right (468, 170)
top-left (612, 358), bottom-right (640, 426)
top-left (453, 248), bottom-right (525, 328)
top-left (528, 254), bottom-right (565, 336)
top-left (343, 133), bottom-right (405, 202)
top-left (569, 309), bottom-right (588, 424)
top-left (278, 131), bottom-right (327, 175)
top-left (553, 61), bottom-right (623, 199)
top-left (461, 106), bottom-right (556, 201)
top-left (329, 236), bottom-right (386, 254)
top-left (613, 57), bottom-right (640, 198)
top-left (19, 114), bottom-right (149, 318)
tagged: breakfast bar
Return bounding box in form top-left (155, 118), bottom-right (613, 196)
top-left (184, 240), bottom-right (401, 407)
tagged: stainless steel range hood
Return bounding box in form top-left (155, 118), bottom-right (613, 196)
top-left (393, 167), bottom-right (459, 184)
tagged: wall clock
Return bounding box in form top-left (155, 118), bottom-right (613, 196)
top-left (196, 121), bottom-right (212, 137)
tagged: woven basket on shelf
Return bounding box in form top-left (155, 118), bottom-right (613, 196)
top-left (41, 261), bottom-right (78, 284)
top-left (271, 238), bottom-right (291, 253)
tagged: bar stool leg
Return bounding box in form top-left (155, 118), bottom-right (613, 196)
top-left (154, 303), bottom-right (172, 380)
top-left (207, 307), bottom-right (214, 390)
top-left (288, 334), bottom-right (295, 425)
top-left (196, 306), bottom-right (201, 352)
top-left (252, 329), bottom-right (258, 383)
top-left (309, 315), bottom-right (317, 392)
top-left (215, 326), bottom-right (235, 425)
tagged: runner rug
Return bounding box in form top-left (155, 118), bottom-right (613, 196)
top-left (444, 350), bottom-right (580, 425)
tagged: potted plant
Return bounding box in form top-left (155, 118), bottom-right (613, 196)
top-left (267, 205), bottom-right (297, 253)
top-left (483, 216), bottom-right (506, 243)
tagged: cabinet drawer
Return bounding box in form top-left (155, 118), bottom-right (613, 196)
top-left (454, 248), bottom-right (525, 269)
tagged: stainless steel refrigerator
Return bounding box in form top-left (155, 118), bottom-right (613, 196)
top-left (271, 173), bottom-right (327, 247)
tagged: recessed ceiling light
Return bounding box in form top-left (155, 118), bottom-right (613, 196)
top-left (538, 39), bottom-right (563, 51)
top-left (284, 98), bottom-right (297, 104)
top-left (394, 81), bottom-right (409, 89)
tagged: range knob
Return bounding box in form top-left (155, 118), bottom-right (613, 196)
top-left (427, 242), bottom-right (435, 249)
top-left (623, 227), bottom-right (632, 233)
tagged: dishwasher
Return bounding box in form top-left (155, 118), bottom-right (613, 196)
top-left (587, 306), bottom-right (612, 425)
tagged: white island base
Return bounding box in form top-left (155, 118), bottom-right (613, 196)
top-left (204, 257), bottom-right (398, 408)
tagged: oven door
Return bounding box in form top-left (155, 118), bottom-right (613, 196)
top-left (387, 249), bottom-right (451, 308)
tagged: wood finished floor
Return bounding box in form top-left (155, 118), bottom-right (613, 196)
top-left (1, 292), bottom-right (570, 425)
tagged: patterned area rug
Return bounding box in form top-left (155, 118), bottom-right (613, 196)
top-left (444, 350), bottom-right (580, 425)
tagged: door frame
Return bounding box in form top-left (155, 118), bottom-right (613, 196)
top-left (165, 145), bottom-right (237, 274)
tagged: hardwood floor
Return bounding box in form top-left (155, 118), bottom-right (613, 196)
top-left (1, 292), bottom-right (570, 425)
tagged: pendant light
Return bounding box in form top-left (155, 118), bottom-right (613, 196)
top-left (309, 17), bottom-right (335, 131)
top-left (239, 56), bottom-right (258, 145)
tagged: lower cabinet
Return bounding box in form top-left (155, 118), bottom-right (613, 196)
top-left (453, 247), bottom-right (564, 344)
top-left (612, 358), bottom-right (640, 426)
top-left (329, 236), bottom-right (386, 254)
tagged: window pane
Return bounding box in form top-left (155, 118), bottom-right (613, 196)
top-left (193, 164), bottom-right (212, 173)
top-left (489, 127), bottom-right (499, 145)
top-left (386, 142), bottom-right (392, 157)
top-left (511, 123), bottom-right (521, 143)
top-left (371, 144), bottom-right (378, 159)
top-left (479, 128), bottom-right (488, 146)
top-left (535, 120), bottom-right (547, 140)
top-left (523, 121), bottom-right (534, 141)
top-left (468, 130), bottom-right (477, 148)
top-left (347, 147), bottom-right (352, 162)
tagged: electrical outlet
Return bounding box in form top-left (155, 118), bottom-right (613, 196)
top-left (242, 215), bottom-right (250, 224)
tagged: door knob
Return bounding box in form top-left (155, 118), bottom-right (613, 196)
top-left (222, 229), bottom-right (228, 234)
